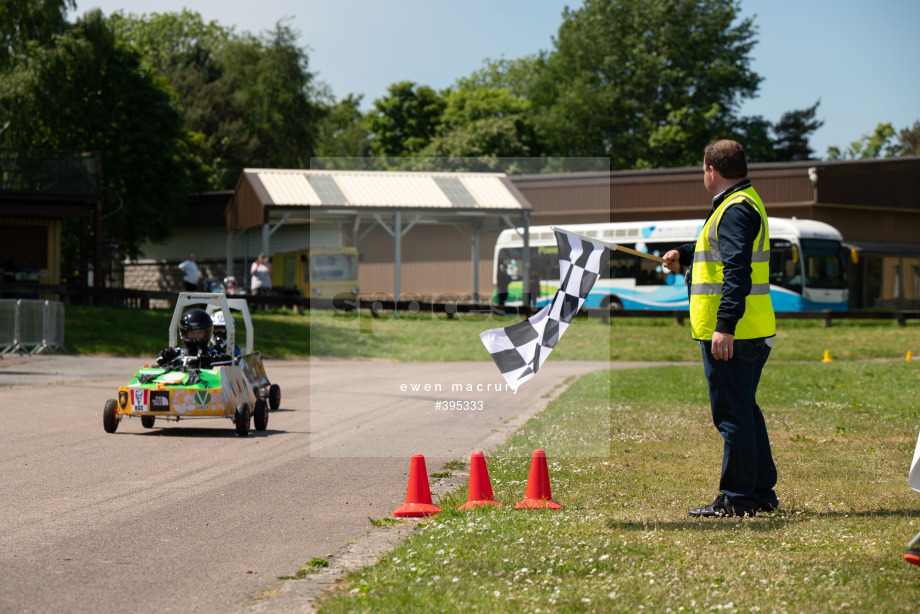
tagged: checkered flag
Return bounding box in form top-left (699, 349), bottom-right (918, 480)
top-left (480, 228), bottom-right (609, 390)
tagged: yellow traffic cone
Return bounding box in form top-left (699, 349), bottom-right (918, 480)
top-left (908, 350), bottom-right (913, 361)
top-left (822, 350), bottom-right (832, 363)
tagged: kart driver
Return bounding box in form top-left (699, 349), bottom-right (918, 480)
top-left (210, 310), bottom-right (240, 357)
top-left (156, 308), bottom-right (232, 370)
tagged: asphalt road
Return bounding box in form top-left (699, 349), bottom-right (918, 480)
top-left (0, 354), bottom-right (615, 613)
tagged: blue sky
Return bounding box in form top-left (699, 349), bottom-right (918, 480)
top-left (77, 0), bottom-right (920, 158)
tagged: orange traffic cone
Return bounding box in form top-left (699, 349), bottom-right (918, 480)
top-left (459, 451), bottom-right (502, 509)
top-left (393, 454), bottom-right (441, 517)
top-left (515, 449), bottom-right (562, 510)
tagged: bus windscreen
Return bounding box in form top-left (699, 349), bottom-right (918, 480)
top-left (799, 239), bottom-right (848, 290)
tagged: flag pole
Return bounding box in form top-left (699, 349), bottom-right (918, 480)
top-left (550, 226), bottom-right (668, 264)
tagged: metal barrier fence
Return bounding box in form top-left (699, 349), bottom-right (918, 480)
top-left (0, 299), bottom-right (68, 356)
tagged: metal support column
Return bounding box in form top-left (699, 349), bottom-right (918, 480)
top-left (471, 232), bottom-right (480, 303)
top-left (522, 211), bottom-right (531, 308)
top-left (226, 231), bottom-right (233, 281)
top-left (394, 210), bottom-right (401, 300)
top-left (243, 230), bottom-right (249, 291)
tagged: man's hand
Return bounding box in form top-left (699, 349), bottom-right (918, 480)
top-left (663, 249), bottom-right (681, 272)
top-left (711, 331), bottom-right (734, 360)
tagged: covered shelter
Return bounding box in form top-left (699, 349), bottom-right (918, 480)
top-left (226, 169), bottom-right (535, 300)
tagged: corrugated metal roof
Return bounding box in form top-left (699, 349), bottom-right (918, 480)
top-left (255, 171), bottom-right (321, 205)
top-left (243, 169), bottom-right (527, 210)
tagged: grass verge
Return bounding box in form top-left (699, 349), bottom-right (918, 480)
top-left (64, 305), bottom-right (920, 363)
top-left (317, 361), bottom-right (920, 612)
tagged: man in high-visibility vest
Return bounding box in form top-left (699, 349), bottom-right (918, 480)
top-left (664, 139), bottom-right (779, 518)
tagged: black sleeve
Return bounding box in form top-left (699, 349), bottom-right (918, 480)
top-left (676, 242), bottom-right (695, 267)
top-left (715, 203), bottom-right (761, 335)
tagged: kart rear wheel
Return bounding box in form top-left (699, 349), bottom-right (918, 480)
top-left (253, 399), bottom-right (268, 432)
top-left (235, 402), bottom-right (250, 437)
top-left (103, 399), bottom-right (119, 433)
top-left (269, 384), bottom-right (281, 410)
top-left (141, 415), bottom-right (156, 429)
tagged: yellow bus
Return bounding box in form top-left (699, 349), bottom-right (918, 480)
top-left (271, 247), bottom-right (359, 298)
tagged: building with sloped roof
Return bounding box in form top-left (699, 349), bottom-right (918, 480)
top-left (126, 157), bottom-right (920, 309)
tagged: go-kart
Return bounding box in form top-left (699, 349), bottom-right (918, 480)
top-left (102, 293), bottom-right (278, 436)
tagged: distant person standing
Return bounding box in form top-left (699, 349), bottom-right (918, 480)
top-left (528, 269), bottom-right (541, 307)
top-left (496, 263), bottom-right (511, 307)
top-left (250, 253), bottom-right (272, 296)
top-left (178, 253), bottom-right (199, 291)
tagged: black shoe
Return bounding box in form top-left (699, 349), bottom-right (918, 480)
top-left (757, 501), bottom-right (778, 513)
top-left (689, 494), bottom-right (756, 518)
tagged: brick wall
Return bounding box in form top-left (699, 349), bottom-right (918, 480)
top-left (124, 260), bottom-right (246, 292)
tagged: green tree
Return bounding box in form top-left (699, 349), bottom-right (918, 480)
top-left (827, 122), bottom-right (901, 160)
top-left (456, 56), bottom-right (542, 98)
top-left (531, 0), bottom-right (762, 168)
top-left (110, 12), bottom-right (325, 188)
top-left (898, 120), bottom-right (920, 157)
top-left (162, 42), bottom-right (258, 188)
top-left (0, 0), bottom-right (74, 70)
top-left (770, 100), bottom-right (823, 161)
top-left (419, 87), bottom-right (540, 160)
top-left (219, 21), bottom-right (324, 174)
top-left (0, 10), bottom-right (203, 257)
top-left (106, 9), bottom-right (232, 76)
top-left (313, 93), bottom-right (371, 165)
top-left (730, 114), bottom-right (775, 162)
top-left (365, 81), bottom-right (446, 158)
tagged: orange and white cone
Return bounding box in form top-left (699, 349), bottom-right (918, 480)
top-left (459, 451), bottom-right (502, 509)
top-left (393, 454), bottom-right (441, 517)
top-left (515, 449), bottom-right (562, 510)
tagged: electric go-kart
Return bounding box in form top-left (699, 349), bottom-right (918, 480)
top-left (102, 293), bottom-right (281, 436)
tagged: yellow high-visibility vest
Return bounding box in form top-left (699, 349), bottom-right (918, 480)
top-left (689, 187), bottom-right (776, 340)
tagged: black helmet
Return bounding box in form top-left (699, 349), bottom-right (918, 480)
top-left (179, 308), bottom-right (213, 354)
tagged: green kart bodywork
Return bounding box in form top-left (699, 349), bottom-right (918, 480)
top-left (102, 292), bottom-right (273, 437)
top-left (103, 362), bottom-right (263, 436)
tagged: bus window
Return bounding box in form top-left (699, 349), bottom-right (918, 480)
top-left (606, 242), bottom-right (679, 284)
top-left (311, 253), bottom-right (357, 281)
top-left (536, 245), bottom-right (560, 283)
top-left (769, 239), bottom-right (801, 291)
top-left (608, 251), bottom-right (635, 279)
top-left (497, 248), bottom-right (560, 283)
top-left (800, 239), bottom-right (848, 290)
top-left (497, 248), bottom-right (522, 281)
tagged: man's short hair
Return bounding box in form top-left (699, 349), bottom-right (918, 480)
top-left (704, 139), bottom-right (748, 179)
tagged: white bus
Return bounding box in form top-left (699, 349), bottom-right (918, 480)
top-left (492, 218), bottom-right (850, 311)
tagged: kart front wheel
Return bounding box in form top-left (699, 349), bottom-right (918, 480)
top-left (235, 402), bottom-right (250, 437)
top-left (141, 415), bottom-right (156, 429)
top-left (103, 399), bottom-right (119, 433)
top-left (269, 384), bottom-right (281, 410)
top-left (254, 399), bottom-right (268, 432)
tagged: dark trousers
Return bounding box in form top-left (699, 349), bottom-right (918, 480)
top-left (184, 282), bottom-right (197, 291)
top-left (701, 338), bottom-right (778, 510)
